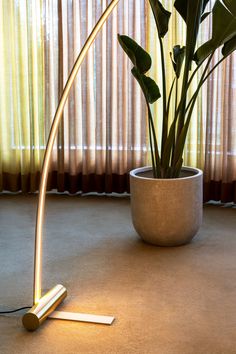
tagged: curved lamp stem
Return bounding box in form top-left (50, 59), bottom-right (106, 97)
top-left (34, 0), bottom-right (121, 304)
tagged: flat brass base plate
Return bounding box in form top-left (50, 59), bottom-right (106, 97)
top-left (49, 311), bottom-right (115, 325)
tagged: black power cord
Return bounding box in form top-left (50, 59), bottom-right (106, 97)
top-left (0, 306), bottom-right (31, 314)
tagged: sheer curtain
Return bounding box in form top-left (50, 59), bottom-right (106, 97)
top-left (0, 0), bottom-right (44, 192)
top-left (44, 0), bottom-right (147, 193)
top-left (0, 0), bottom-right (236, 201)
top-left (0, 0), bottom-right (147, 193)
top-left (204, 54), bottom-right (236, 202)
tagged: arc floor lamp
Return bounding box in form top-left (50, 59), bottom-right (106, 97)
top-left (22, 0), bottom-right (121, 331)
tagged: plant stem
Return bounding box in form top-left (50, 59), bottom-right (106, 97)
top-left (176, 58), bottom-right (190, 137)
top-left (146, 100), bottom-right (161, 178)
top-left (166, 78), bottom-right (176, 121)
top-left (186, 58), bottom-right (206, 91)
top-left (187, 53), bottom-right (215, 123)
top-left (171, 79), bottom-right (179, 165)
top-left (148, 115), bottom-right (157, 178)
top-left (159, 36), bottom-right (168, 159)
top-left (200, 55), bottom-right (226, 85)
top-left (177, 0), bottom-right (205, 137)
top-left (185, 52), bottom-right (217, 115)
top-left (175, 78), bottom-right (178, 118)
top-left (172, 52), bottom-right (215, 167)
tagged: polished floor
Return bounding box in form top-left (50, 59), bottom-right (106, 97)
top-left (0, 194), bottom-right (235, 354)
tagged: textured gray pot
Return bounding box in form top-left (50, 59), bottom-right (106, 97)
top-left (130, 166), bottom-right (203, 246)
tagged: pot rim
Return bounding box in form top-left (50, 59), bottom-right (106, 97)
top-left (130, 166), bottom-right (203, 181)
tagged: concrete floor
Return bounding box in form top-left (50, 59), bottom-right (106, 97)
top-left (0, 194), bottom-right (236, 354)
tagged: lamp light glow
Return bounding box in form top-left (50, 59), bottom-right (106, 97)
top-left (23, 0), bottom-right (120, 331)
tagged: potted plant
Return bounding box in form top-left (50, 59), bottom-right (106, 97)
top-left (118, 0), bottom-right (236, 246)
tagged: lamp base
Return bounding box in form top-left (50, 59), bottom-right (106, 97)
top-left (49, 311), bottom-right (115, 325)
top-left (22, 284), bottom-right (67, 331)
top-left (22, 284), bottom-right (115, 331)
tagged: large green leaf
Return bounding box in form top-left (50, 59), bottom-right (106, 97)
top-left (174, 0), bottom-right (188, 22)
top-left (201, 11), bottom-right (210, 23)
top-left (132, 67), bottom-right (161, 104)
top-left (174, 0), bottom-right (206, 139)
top-left (219, 0), bottom-right (236, 64)
top-left (223, 0), bottom-right (236, 16)
top-left (194, 0), bottom-right (236, 65)
top-left (174, 0), bottom-right (209, 23)
top-left (118, 35), bottom-right (151, 74)
top-left (171, 45), bottom-right (185, 78)
top-left (222, 35), bottom-right (236, 56)
top-left (174, 0), bottom-right (205, 71)
top-left (149, 0), bottom-right (171, 38)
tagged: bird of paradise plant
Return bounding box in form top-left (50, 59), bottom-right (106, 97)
top-left (118, 0), bottom-right (236, 178)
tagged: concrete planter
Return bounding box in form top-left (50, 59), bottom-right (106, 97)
top-left (130, 166), bottom-right (203, 246)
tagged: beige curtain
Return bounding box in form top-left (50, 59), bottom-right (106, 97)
top-left (1, 0), bottom-right (236, 201)
top-left (204, 54), bottom-right (236, 202)
top-left (0, 0), bottom-right (44, 191)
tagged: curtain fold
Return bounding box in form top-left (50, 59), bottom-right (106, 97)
top-left (0, 0), bottom-right (44, 192)
top-left (0, 0), bottom-right (236, 201)
top-left (204, 54), bottom-right (236, 202)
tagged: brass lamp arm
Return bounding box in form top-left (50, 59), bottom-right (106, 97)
top-left (33, 0), bottom-right (121, 305)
